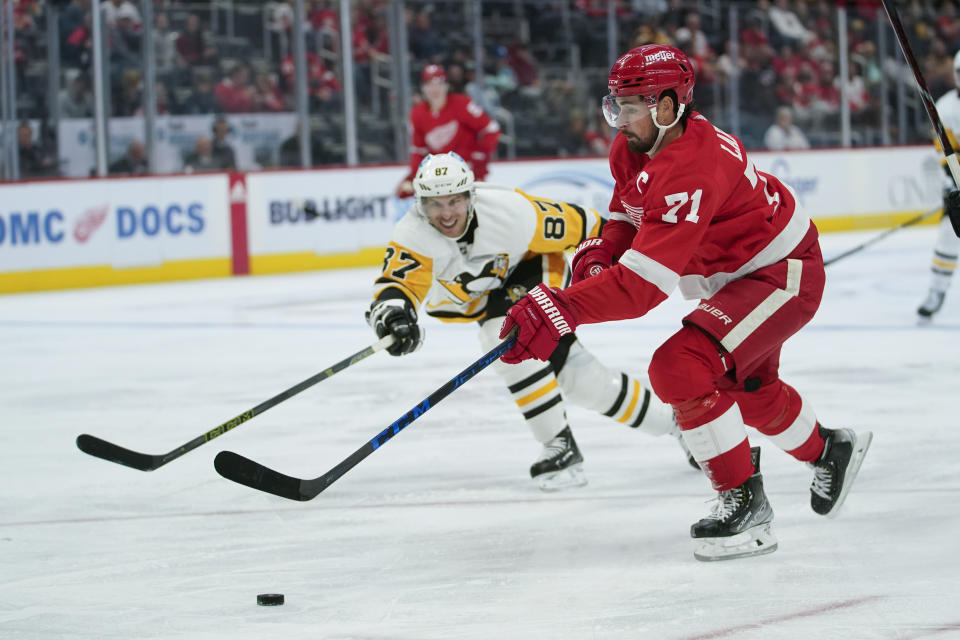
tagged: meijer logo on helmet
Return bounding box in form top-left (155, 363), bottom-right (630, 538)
top-left (644, 51), bottom-right (676, 63)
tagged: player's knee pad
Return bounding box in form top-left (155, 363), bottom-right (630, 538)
top-left (649, 325), bottom-right (727, 406)
top-left (739, 380), bottom-right (822, 462)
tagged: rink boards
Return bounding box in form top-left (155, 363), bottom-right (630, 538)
top-left (0, 146), bottom-right (943, 293)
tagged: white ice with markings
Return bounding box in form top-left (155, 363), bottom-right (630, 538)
top-left (1, 227), bottom-right (958, 639)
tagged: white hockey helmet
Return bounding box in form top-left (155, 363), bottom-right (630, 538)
top-left (413, 152), bottom-right (477, 222)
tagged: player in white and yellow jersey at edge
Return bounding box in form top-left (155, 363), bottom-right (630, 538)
top-left (917, 50), bottom-right (960, 322)
top-left (366, 152), bottom-right (695, 490)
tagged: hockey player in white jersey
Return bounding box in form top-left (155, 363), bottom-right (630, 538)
top-left (367, 152), bottom-right (693, 490)
top-left (917, 50), bottom-right (960, 321)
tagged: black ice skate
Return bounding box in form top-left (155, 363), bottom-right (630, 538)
top-left (917, 289), bottom-right (946, 321)
top-left (810, 426), bottom-right (873, 518)
top-left (691, 447), bottom-right (777, 562)
top-left (530, 426), bottom-right (586, 491)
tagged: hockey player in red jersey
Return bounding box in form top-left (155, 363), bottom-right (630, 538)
top-left (498, 44), bottom-right (873, 561)
top-left (395, 65), bottom-right (501, 198)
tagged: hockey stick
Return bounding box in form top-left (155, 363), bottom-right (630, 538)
top-left (880, 0), bottom-right (960, 237)
top-left (213, 330), bottom-right (518, 501)
top-left (823, 205), bottom-right (942, 267)
top-left (75, 334), bottom-right (395, 471)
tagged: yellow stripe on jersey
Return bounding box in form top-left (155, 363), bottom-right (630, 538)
top-left (515, 379), bottom-right (559, 407)
top-left (543, 253), bottom-right (566, 289)
top-left (374, 242), bottom-right (434, 306)
top-left (616, 379), bottom-right (642, 423)
top-left (516, 189), bottom-right (594, 254)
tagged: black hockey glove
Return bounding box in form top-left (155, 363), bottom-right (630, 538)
top-left (944, 189), bottom-right (960, 238)
top-left (366, 299), bottom-right (423, 356)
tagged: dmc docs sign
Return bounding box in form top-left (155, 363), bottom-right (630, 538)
top-left (0, 174), bottom-right (230, 273)
top-left (245, 167), bottom-right (405, 259)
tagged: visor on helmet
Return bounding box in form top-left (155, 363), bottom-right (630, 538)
top-left (601, 94), bottom-right (654, 128)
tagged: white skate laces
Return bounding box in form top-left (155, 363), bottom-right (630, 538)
top-left (810, 465), bottom-right (833, 500)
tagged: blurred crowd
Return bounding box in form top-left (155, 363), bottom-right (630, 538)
top-left (8, 0), bottom-right (960, 178)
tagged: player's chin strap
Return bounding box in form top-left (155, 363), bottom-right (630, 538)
top-left (646, 103), bottom-right (685, 158)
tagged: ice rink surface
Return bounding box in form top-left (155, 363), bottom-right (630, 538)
top-left (2, 227), bottom-right (958, 639)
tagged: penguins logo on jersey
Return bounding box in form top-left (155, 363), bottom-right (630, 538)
top-left (437, 254), bottom-right (510, 303)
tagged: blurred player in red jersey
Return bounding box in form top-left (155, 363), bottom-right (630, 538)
top-left (498, 44), bottom-right (873, 561)
top-left (395, 65), bottom-right (501, 198)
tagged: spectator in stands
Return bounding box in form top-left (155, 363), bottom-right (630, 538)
top-left (740, 11), bottom-right (776, 72)
top-left (59, 73), bottom-right (94, 118)
top-left (113, 69), bottom-right (143, 117)
top-left (177, 69), bottom-right (220, 114)
top-left (923, 37), bottom-right (956, 100)
top-left (556, 109), bottom-right (591, 157)
top-left (63, 9), bottom-right (93, 70)
top-left (484, 47), bottom-right (517, 101)
top-left (507, 42), bottom-right (539, 89)
top-left (280, 52), bottom-right (340, 113)
top-left (445, 62), bottom-right (467, 94)
top-left (768, 0), bottom-right (814, 48)
top-left (253, 72), bottom-right (286, 113)
top-left (59, 0), bottom-right (88, 44)
top-left (155, 81), bottom-right (170, 115)
top-left (176, 13), bottom-right (216, 67)
top-left (17, 122), bottom-right (57, 178)
top-left (108, 5), bottom-right (142, 79)
top-left (763, 106), bottom-right (811, 151)
top-left (183, 136), bottom-right (231, 173)
top-left (935, 2), bottom-right (960, 52)
top-left (408, 9), bottom-right (444, 63)
top-left (674, 10), bottom-right (712, 59)
top-left (840, 60), bottom-right (870, 118)
top-left (152, 12), bottom-right (178, 71)
top-left (631, 14), bottom-right (674, 48)
top-left (109, 140), bottom-right (148, 175)
top-left (211, 117), bottom-right (237, 170)
top-left (101, 0), bottom-right (141, 30)
top-left (215, 63), bottom-right (256, 114)
top-left (308, 0), bottom-right (338, 32)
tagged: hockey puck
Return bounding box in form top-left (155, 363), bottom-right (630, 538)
top-left (257, 593), bottom-right (284, 606)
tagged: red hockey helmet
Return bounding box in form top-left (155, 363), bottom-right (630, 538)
top-left (603, 45), bottom-right (695, 130)
top-left (420, 64), bottom-right (447, 85)
top-left (607, 45), bottom-right (695, 104)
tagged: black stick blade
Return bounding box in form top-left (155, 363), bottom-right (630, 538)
top-left (214, 451), bottom-right (310, 501)
top-left (76, 434), bottom-right (160, 471)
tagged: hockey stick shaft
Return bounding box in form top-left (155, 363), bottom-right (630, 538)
top-left (823, 205), bottom-right (941, 267)
top-left (213, 331), bottom-right (518, 501)
top-left (76, 334), bottom-right (395, 471)
top-left (881, 0), bottom-right (960, 237)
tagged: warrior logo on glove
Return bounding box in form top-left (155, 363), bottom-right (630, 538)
top-left (499, 285), bottom-right (580, 364)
